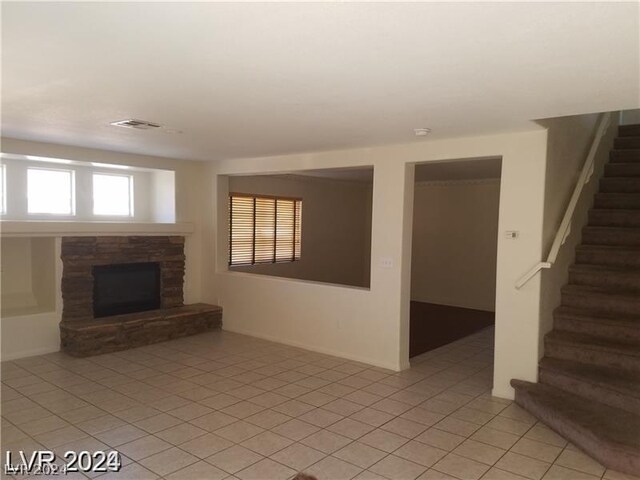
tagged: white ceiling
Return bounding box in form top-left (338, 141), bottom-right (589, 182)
top-left (2, 3), bottom-right (639, 162)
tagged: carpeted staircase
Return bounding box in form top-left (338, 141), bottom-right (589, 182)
top-left (511, 123), bottom-right (640, 476)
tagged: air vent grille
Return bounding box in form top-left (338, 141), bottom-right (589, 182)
top-left (110, 119), bottom-right (162, 130)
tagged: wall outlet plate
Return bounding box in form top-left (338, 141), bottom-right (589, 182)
top-left (379, 257), bottom-right (393, 268)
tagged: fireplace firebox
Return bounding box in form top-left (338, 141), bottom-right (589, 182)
top-left (93, 262), bottom-right (161, 317)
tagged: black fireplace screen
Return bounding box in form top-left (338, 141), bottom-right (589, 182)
top-left (92, 262), bottom-right (161, 318)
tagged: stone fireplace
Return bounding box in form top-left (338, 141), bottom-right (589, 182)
top-left (59, 236), bottom-right (221, 356)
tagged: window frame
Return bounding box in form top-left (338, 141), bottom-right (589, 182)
top-left (229, 193), bottom-right (302, 266)
top-left (92, 172), bottom-right (135, 217)
top-left (26, 166), bottom-right (76, 216)
top-left (0, 164), bottom-right (6, 215)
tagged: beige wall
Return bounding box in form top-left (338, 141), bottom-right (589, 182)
top-left (621, 109), bottom-right (640, 125)
top-left (0, 137), bottom-right (206, 360)
top-left (538, 113), bottom-right (617, 354)
top-left (411, 180), bottom-right (500, 311)
top-left (1, 238), bottom-right (36, 310)
top-left (228, 174), bottom-right (372, 288)
top-left (1, 237), bottom-right (56, 315)
top-left (204, 128), bottom-right (549, 399)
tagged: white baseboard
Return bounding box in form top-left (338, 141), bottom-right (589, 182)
top-left (222, 326), bottom-right (404, 372)
top-left (1, 345), bottom-right (60, 362)
top-left (491, 385), bottom-right (515, 401)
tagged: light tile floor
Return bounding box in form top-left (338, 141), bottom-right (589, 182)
top-left (1, 327), bottom-right (638, 480)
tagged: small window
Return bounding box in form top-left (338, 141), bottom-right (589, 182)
top-left (27, 167), bottom-right (75, 215)
top-left (0, 164), bottom-right (5, 214)
top-left (93, 173), bottom-right (133, 216)
top-left (229, 194), bottom-right (302, 266)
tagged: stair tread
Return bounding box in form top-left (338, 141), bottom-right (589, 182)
top-left (577, 244), bottom-right (640, 253)
top-left (601, 176), bottom-right (640, 181)
top-left (546, 330), bottom-right (640, 357)
top-left (595, 192), bottom-right (640, 197)
top-left (591, 208), bottom-right (640, 213)
top-left (562, 283), bottom-right (640, 300)
top-left (511, 379), bottom-right (640, 451)
top-left (568, 263), bottom-right (640, 292)
top-left (611, 149), bottom-right (640, 153)
top-left (539, 357), bottom-right (640, 398)
top-left (555, 304), bottom-right (640, 323)
top-left (619, 124), bottom-right (640, 137)
top-left (569, 263), bottom-right (640, 274)
top-left (582, 226), bottom-right (640, 246)
top-left (583, 225), bottom-right (640, 234)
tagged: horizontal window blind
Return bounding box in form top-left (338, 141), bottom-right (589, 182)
top-left (229, 194), bottom-right (302, 266)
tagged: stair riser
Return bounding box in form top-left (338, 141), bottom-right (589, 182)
top-left (576, 250), bottom-right (640, 268)
top-left (600, 178), bottom-right (640, 193)
top-left (610, 150), bottom-right (640, 163)
top-left (545, 339), bottom-right (640, 372)
top-left (593, 194), bottom-right (640, 209)
top-left (554, 316), bottom-right (640, 344)
top-left (615, 137), bottom-right (640, 149)
top-left (568, 269), bottom-right (640, 293)
top-left (513, 386), bottom-right (640, 475)
top-left (582, 227), bottom-right (640, 246)
top-left (589, 210), bottom-right (640, 228)
top-left (605, 163), bottom-right (640, 177)
top-left (561, 291), bottom-right (640, 316)
top-left (619, 125), bottom-right (640, 137)
top-left (539, 368), bottom-right (640, 415)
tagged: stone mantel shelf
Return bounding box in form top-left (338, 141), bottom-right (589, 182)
top-left (0, 221), bottom-right (195, 237)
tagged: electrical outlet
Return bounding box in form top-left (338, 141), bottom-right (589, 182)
top-left (379, 257), bottom-right (393, 268)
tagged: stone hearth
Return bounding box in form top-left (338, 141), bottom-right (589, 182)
top-left (60, 236), bottom-right (222, 356)
top-left (60, 303), bottom-right (222, 357)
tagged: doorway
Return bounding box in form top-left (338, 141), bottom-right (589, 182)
top-left (409, 157), bottom-right (502, 358)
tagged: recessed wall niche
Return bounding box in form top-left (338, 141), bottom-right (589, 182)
top-left (1, 237), bottom-right (56, 317)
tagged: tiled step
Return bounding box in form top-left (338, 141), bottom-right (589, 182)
top-left (539, 357), bottom-right (640, 415)
top-left (554, 305), bottom-right (640, 344)
top-left (619, 125), bottom-right (640, 137)
top-left (568, 264), bottom-right (640, 293)
top-left (561, 284), bottom-right (640, 316)
top-left (600, 177), bottom-right (640, 193)
top-left (576, 245), bottom-right (640, 267)
top-left (545, 330), bottom-right (640, 372)
top-left (610, 150), bottom-right (640, 163)
top-left (589, 209), bottom-right (640, 228)
top-left (593, 193), bottom-right (640, 209)
top-left (511, 380), bottom-right (640, 475)
top-left (582, 226), bottom-right (640, 246)
top-left (615, 136), bottom-right (640, 149)
top-left (604, 163), bottom-right (640, 177)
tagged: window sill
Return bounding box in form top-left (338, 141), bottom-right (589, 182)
top-left (0, 220), bottom-right (195, 237)
top-left (220, 269), bottom-right (371, 292)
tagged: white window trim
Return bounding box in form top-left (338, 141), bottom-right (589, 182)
top-left (0, 164), bottom-right (6, 215)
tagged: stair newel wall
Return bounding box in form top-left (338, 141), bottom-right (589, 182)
top-left (538, 113), bottom-right (619, 356)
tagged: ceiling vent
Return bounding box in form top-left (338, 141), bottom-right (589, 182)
top-left (110, 119), bottom-right (162, 130)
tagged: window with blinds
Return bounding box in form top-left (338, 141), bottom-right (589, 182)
top-left (229, 194), bottom-right (302, 266)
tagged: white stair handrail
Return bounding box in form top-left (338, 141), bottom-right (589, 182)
top-left (515, 112), bottom-right (613, 290)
